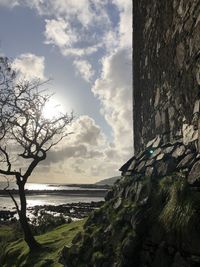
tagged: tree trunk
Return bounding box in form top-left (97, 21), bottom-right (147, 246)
top-left (18, 181), bottom-right (41, 251)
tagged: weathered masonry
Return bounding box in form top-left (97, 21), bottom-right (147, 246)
top-left (133, 0), bottom-right (200, 154)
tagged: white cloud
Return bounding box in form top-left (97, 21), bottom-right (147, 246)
top-left (24, 0), bottom-right (112, 57)
top-left (44, 16), bottom-right (104, 57)
top-left (0, 0), bottom-right (19, 8)
top-left (12, 53), bottom-right (45, 81)
top-left (62, 45), bottom-right (100, 57)
top-left (92, 48), bottom-right (133, 153)
top-left (24, 0), bottom-right (109, 27)
top-left (73, 60), bottom-right (94, 82)
top-left (69, 116), bottom-right (106, 146)
top-left (112, 0), bottom-right (132, 48)
top-left (44, 18), bottom-right (77, 48)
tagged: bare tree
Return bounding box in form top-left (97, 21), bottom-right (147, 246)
top-left (0, 57), bottom-right (73, 250)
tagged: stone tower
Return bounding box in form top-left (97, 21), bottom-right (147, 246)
top-left (133, 0), bottom-right (200, 154)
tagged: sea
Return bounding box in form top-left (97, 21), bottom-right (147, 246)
top-left (0, 182), bottom-right (104, 210)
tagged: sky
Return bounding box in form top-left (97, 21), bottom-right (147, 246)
top-left (0, 0), bottom-right (132, 184)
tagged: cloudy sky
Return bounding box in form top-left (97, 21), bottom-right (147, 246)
top-left (0, 0), bottom-right (132, 184)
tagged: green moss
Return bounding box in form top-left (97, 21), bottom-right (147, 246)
top-left (159, 176), bottom-right (200, 235)
top-left (1, 219), bottom-right (85, 267)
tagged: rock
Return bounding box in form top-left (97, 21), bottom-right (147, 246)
top-left (172, 252), bottom-right (189, 267)
top-left (147, 137), bottom-right (157, 148)
top-left (145, 166), bottom-right (154, 177)
top-left (122, 235), bottom-right (138, 258)
top-left (152, 242), bottom-right (172, 267)
top-left (177, 153), bottom-right (195, 169)
top-left (145, 158), bottom-right (155, 167)
top-left (136, 150), bottom-right (146, 160)
top-left (187, 160), bottom-right (200, 185)
top-left (190, 255), bottom-right (200, 265)
top-left (151, 147), bottom-right (162, 158)
top-left (104, 224), bottom-right (112, 234)
top-left (114, 197), bottom-right (122, 209)
top-left (135, 160), bottom-right (146, 173)
top-left (127, 159), bottom-right (136, 171)
top-left (119, 156), bottom-right (135, 173)
top-left (155, 159), bottom-right (176, 177)
top-left (172, 145), bottom-right (186, 158)
top-left (125, 185), bottom-right (133, 198)
top-left (176, 42), bottom-right (185, 68)
top-left (163, 145), bottom-right (174, 154)
top-left (152, 136), bottom-right (162, 148)
top-left (105, 190), bottom-right (114, 201)
top-left (124, 170), bottom-right (132, 176)
top-left (157, 153), bottom-right (165, 161)
top-left (135, 180), bottom-right (151, 204)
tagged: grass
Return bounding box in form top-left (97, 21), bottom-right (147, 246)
top-left (159, 175), bottom-right (200, 235)
top-left (0, 219), bottom-right (85, 267)
top-left (0, 225), bottom-right (16, 241)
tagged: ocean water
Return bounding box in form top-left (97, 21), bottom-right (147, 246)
top-left (0, 182), bottom-right (104, 210)
top-left (0, 181), bottom-right (98, 191)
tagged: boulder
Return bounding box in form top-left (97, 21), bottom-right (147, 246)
top-left (152, 136), bottom-right (162, 148)
top-left (135, 160), bottom-right (146, 173)
top-left (177, 153), bottom-right (195, 169)
top-left (119, 156), bottom-right (135, 173)
top-left (187, 160), bottom-right (200, 185)
top-left (155, 159), bottom-right (176, 177)
top-left (172, 145), bottom-right (185, 158)
top-left (135, 180), bottom-right (151, 204)
top-left (157, 153), bottom-right (165, 161)
top-left (127, 159), bottom-right (136, 171)
top-left (145, 158), bottom-right (155, 167)
top-left (163, 145), bottom-right (174, 154)
top-left (151, 148), bottom-right (162, 158)
top-left (105, 190), bottom-right (114, 201)
top-left (114, 197), bottom-right (122, 209)
top-left (122, 235), bottom-right (138, 258)
top-left (145, 166), bottom-right (154, 177)
top-left (147, 137), bottom-right (157, 148)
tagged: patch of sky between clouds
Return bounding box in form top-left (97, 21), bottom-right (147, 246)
top-left (0, 5), bottom-right (46, 57)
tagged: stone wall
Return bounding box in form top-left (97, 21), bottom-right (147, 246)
top-left (133, 0), bottom-right (200, 154)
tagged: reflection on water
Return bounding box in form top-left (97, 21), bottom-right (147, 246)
top-left (0, 182), bottom-right (105, 191)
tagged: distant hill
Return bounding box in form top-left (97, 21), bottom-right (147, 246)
top-left (96, 176), bottom-right (120, 186)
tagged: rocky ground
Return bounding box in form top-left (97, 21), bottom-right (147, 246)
top-left (60, 138), bottom-right (200, 267)
top-left (0, 201), bottom-right (104, 223)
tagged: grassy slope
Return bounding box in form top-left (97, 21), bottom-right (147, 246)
top-left (1, 220), bottom-right (85, 267)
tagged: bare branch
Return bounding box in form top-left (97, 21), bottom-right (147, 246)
top-left (3, 175), bottom-right (20, 214)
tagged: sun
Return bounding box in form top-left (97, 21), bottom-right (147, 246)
top-left (42, 98), bottom-right (65, 119)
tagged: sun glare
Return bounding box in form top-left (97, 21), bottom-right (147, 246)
top-left (42, 98), bottom-right (65, 119)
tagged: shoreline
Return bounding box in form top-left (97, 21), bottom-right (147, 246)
top-left (0, 200), bottom-right (105, 223)
top-left (0, 188), bottom-right (108, 197)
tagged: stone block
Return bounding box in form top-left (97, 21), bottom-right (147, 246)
top-left (188, 160), bottom-right (200, 185)
top-left (177, 153), bottom-right (195, 169)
